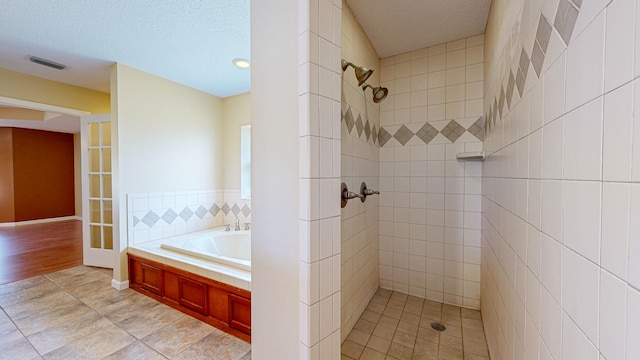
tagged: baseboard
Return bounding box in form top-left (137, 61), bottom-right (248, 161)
top-left (0, 215), bottom-right (82, 227)
top-left (111, 279), bottom-right (130, 291)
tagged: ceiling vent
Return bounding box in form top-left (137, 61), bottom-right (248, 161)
top-left (29, 56), bottom-right (66, 70)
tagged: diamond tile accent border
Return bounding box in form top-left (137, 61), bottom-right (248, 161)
top-left (341, 103), bottom-right (379, 146)
top-left (485, 0), bottom-right (581, 138)
top-left (127, 190), bottom-right (252, 245)
top-left (440, 120), bottom-right (466, 143)
top-left (379, 117), bottom-right (484, 147)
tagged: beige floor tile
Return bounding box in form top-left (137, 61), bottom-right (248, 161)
top-left (0, 276), bottom-right (51, 296)
top-left (361, 347), bottom-right (386, 360)
top-left (354, 319), bottom-right (377, 334)
top-left (376, 288), bottom-right (393, 298)
top-left (400, 312), bottom-right (420, 325)
top-left (367, 335), bottom-right (392, 354)
top-left (403, 303), bottom-right (423, 316)
top-left (341, 339), bottom-right (365, 359)
top-left (3, 290), bottom-right (80, 321)
top-left (378, 315), bottom-right (400, 329)
top-left (416, 326), bottom-right (440, 343)
top-left (462, 328), bottom-right (487, 343)
top-left (396, 321), bottom-right (418, 336)
top-left (0, 279), bottom-right (62, 308)
top-left (239, 350), bottom-right (251, 359)
top-left (439, 323), bottom-right (461, 338)
top-left (372, 324), bottom-right (396, 340)
top-left (386, 299), bottom-right (405, 310)
top-left (405, 296), bottom-right (424, 307)
top-left (173, 328), bottom-right (251, 360)
top-left (440, 311), bottom-right (461, 325)
top-left (367, 301), bottom-right (386, 314)
top-left (79, 286), bottom-right (138, 314)
top-left (142, 316), bottom-right (214, 358)
top-left (0, 328), bottom-right (40, 360)
top-left (362, 309), bottom-right (383, 323)
top-left (28, 315), bottom-right (112, 355)
top-left (42, 321), bottom-right (135, 360)
top-left (461, 318), bottom-right (483, 330)
top-left (52, 269), bottom-right (112, 291)
top-left (44, 266), bottom-right (96, 282)
top-left (392, 331), bottom-right (416, 348)
top-left (441, 304), bottom-right (460, 315)
top-left (383, 306), bottom-right (403, 319)
top-left (64, 276), bottom-right (112, 300)
top-left (15, 301), bottom-right (96, 336)
top-left (113, 302), bottom-right (185, 339)
top-left (104, 292), bottom-right (162, 323)
top-left (390, 293), bottom-right (408, 302)
top-left (439, 334), bottom-right (462, 350)
top-left (371, 295), bottom-right (391, 305)
top-left (464, 354), bottom-right (490, 360)
top-left (412, 338), bottom-right (438, 357)
top-left (437, 344), bottom-right (463, 360)
top-left (347, 328), bottom-right (371, 346)
top-left (463, 339), bottom-right (489, 357)
top-left (461, 308), bottom-right (482, 320)
top-left (387, 342), bottom-right (413, 360)
top-left (101, 341), bottom-right (166, 360)
top-left (420, 308), bottom-right (441, 320)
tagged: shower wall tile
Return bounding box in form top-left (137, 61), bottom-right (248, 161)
top-left (482, 0), bottom-right (640, 359)
top-left (378, 35), bottom-right (484, 308)
top-left (299, 0), bottom-right (343, 358)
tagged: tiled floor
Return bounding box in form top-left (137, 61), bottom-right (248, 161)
top-left (0, 266), bottom-right (251, 360)
top-left (341, 289), bottom-right (489, 360)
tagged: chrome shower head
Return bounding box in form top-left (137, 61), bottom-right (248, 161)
top-left (362, 83), bottom-right (389, 103)
top-left (341, 59), bottom-right (373, 86)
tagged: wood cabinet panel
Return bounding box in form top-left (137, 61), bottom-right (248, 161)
top-left (229, 293), bottom-right (251, 335)
top-left (208, 286), bottom-right (229, 324)
top-left (178, 276), bottom-right (207, 314)
top-left (163, 271), bottom-right (179, 302)
top-left (140, 262), bottom-right (162, 295)
top-left (127, 254), bottom-right (251, 342)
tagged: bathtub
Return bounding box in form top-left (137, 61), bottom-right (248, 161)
top-left (160, 230), bottom-right (251, 271)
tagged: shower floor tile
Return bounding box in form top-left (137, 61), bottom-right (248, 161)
top-left (342, 289), bottom-right (489, 360)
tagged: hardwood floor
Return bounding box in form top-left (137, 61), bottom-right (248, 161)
top-left (0, 220), bottom-right (83, 285)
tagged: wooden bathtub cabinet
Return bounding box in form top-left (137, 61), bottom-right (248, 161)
top-left (128, 254), bottom-right (251, 342)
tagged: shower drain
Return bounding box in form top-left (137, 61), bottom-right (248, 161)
top-left (430, 322), bottom-right (446, 332)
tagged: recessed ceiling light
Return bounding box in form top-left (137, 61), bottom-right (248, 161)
top-left (233, 58), bottom-right (250, 68)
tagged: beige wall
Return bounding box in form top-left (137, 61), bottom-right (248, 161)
top-left (111, 63), bottom-right (225, 282)
top-left (222, 92), bottom-right (251, 190)
top-left (0, 68), bottom-right (109, 113)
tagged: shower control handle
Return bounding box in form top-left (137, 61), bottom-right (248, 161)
top-left (359, 182), bottom-right (380, 203)
top-left (341, 182), bottom-right (363, 208)
top-left (363, 188), bottom-right (380, 196)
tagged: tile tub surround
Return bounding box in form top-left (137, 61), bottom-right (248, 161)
top-left (377, 36), bottom-right (484, 310)
top-left (0, 266), bottom-right (251, 359)
top-left (128, 190), bottom-right (251, 245)
top-left (482, 0), bottom-right (640, 360)
top-left (341, 288), bottom-right (489, 360)
top-left (340, 2), bottom-right (381, 344)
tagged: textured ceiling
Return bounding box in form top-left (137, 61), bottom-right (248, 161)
top-left (346, 0), bottom-right (491, 58)
top-left (0, 0), bottom-right (250, 98)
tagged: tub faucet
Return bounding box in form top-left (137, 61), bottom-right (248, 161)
top-left (234, 216), bottom-right (241, 231)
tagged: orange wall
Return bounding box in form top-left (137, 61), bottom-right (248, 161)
top-left (1, 128), bottom-right (75, 222)
top-left (0, 128), bottom-right (15, 222)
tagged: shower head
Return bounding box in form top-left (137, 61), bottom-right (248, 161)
top-left (341, 59), bottom-right (373, 86)
top-left (362, 83), bottom-right (389, 103)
